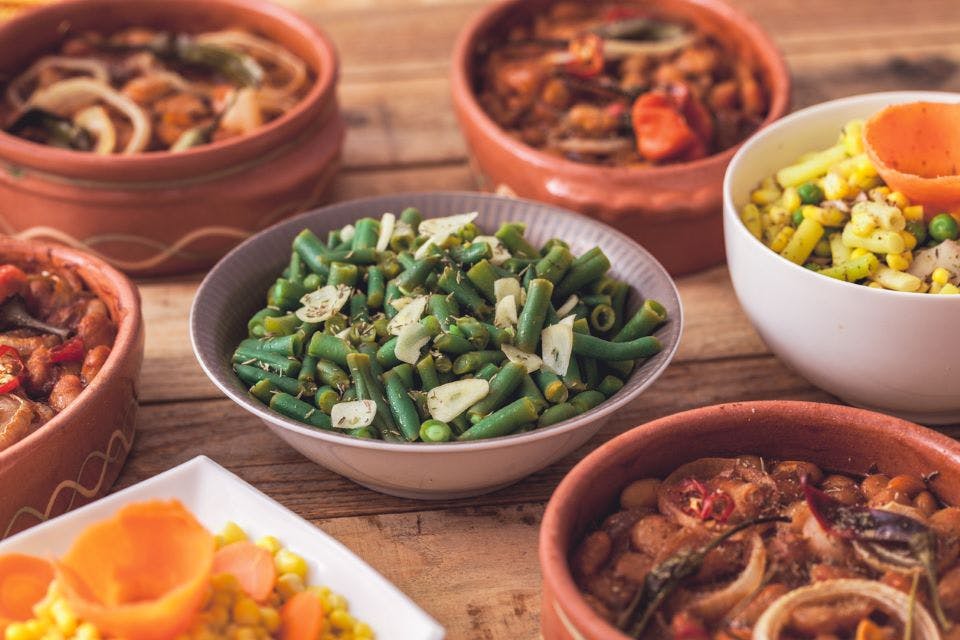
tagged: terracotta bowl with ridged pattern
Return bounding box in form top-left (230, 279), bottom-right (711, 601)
top-left (539, 401), bottom-right (960, 639)
top-left (191, 192), bottom-right (682, 499)
top-left (451, 0), bottom-right (791, 275)
top-left (0, 237), bottom-right (143, 539)
top-left (0, 0), bottom-right (343, 276)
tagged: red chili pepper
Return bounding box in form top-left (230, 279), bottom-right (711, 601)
top-left (565, 33), bottom-right (604, 78)
top-left (49, 337), bottom-right (85, 364)
top-left (0, 264), bottom-right (27, 302)
top-left (680, 477), bottom-right (735, 523)
top-left (0, 345), bottom-right (24, 394)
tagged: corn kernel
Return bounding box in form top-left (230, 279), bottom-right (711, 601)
top-left (219, 522), bottom-right (248, 546)
top-left (900, 230), bottom-right (918, 251)
top-left (260, 607), bottom-right (281, 633)
top-left (329, 609), bottom-right (354, 630)
top-left (850, 247), bottom-right (873, 259)
top-left (886, 191), bottom-right (910, 209)
top-left (326, 593), bottom-right (348, 611)
top-left (821, 172), bottom-right (848, 200)
top-left (768, 205), bottom-right (789, 225)
top-left (211, 573), bottom-right (241, 593)
top-left (903, 205), bottom-right (924, 221)
top-left (843, 120), bottom-right (864, 155)
top-left (353, 622), bottom-right (374, 639)
top-left (932, 267), bottom-right (952, 285)
top-left (869, 186), bottom-right (891, 201)
top-left (22, 623), bottom-right (45, 639)
top-left (274, 550), bottom-right (308, 580)
top-left (275, 573), bottom-right (305, 600)
top-left (232, 627), bottom-right (257, 640)
top-left (886, 252), bottom-right (911, 271)
top-left (770, 226), bottom-right (794, 253)
top-left (50, 600), bottom-right (76, 636)
top-left (5, 624), bottom-right (32, 640)
top-left (233, 597), bottom-right (260, 625)
top-left (74, 624), bottom-right (100, 640)
top-left (255, 536), bottom-right (282, 555)
top-left (780, 186), bottom-right (801, 212)
top-left (751, 188), bottom-right (781, 206)
top-left (941, 283), bottom-right (960, 294)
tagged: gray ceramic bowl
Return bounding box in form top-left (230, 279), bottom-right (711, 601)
top-left (190, 192), bottom-right (682, 499)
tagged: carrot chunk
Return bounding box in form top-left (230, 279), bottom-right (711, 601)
top-left (0, 554), bottom-right (54, 629)
top-left (281, 591), bottom-right (325, 640)
top-left (212, 541), bottom-right (276, 603)
top-left (55, 500), bottom-right (215, 640)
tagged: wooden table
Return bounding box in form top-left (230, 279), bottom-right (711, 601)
top-left (115, 1), bottom-right (960, 636)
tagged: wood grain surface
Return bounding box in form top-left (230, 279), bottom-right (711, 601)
top-left (117, 1), bottom-right (960, 637)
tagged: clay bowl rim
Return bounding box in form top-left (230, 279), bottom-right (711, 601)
top-left (450, 0), bottom-right (792, 187)
top-left (0, 237), bottom-right (143, 464)
top-left (538, 399), bottom-right (960, 639)
top-left (190, 190), bottom-right (684, 454)
top-left (0, 0), bottom-right (339, 178)
top-left (723, 90), bottom-right (960, 303)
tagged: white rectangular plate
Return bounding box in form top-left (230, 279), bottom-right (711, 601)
top-left (0, 456), bottom-right (445, 640)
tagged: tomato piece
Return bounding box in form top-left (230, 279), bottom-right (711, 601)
top-left (631, 102), bottom-right (697, 161)
top-left (668, 82), bottom-right (714, 144)
top-left (49, 337), bottom-right (85, 364)
top-left (565, 33), bottom-right (604, 78)
top-left (0, 265), bottom-right (27, 302)
top-left (0, 346), bottom-right (23, 394)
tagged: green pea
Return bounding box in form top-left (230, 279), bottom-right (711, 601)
top-left (929, 213), bottom-right (959, 242)
top-left (803, 262), bottom-right (822, 272)
top-left (791, 208), bottom-right (805, 226)
top-left (797, 182), bottom-right (824, 205)
top-left (419, 419), bottom-right (452, 443)
top-left (906, 220), bottom-right (927, 245)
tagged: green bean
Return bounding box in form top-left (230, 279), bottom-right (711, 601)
top-left (293, 229), bottom-right (330, 276)
top-left (434, 353), bottom-right (454, 374)
top-left (248, 307), bottom-right (283, 337)
top-left (516, 278), bottom-right (554, 352)
top-left (327, 262), bottom-right (358, 287)
top-left (604, 360), bottom-right (635, 379)
top-left (503, 257), bottom-right (537, 274)
top-left (400, 206), bottom-right (422, 231)
top-left (570, 390), bottom-right (605, 413)
top-left (465, 259), bottom-right (498, 303)
top-left (428, 294), bottom-right (459, 330)
top-left (494, 223), bottom-right (539, 259)
top-left (455, 317), bottom-right (490, 350)
top-left (346, 352), bottom-right (401, 441)
top-left (475, 363), bottom-right (500, 381)
top-left (411, 390), bottom-right (430, 420)
top-left (234, 364), bottom-right (304, 396)
top-left (320, 247), bottom-right (378, 265)
top-left (298, 354), bottom-right (319, 391)
top-left (590, 304), bottom-right (616, 333)
top-left (384, 282), bottom-right (402, 319)
top-left (467, 362), bottom-right (525, 422)
top-left (580, 355), bottom-right (600, 389)
top-left (380, 252), bottom-right (402, 279)
top-left (314, 359), bottom-right (350, 391)
top-left (269, 392), bottom-right (331, 429)
top-left (419, 419), bottom-right (452, 443)
top-left (592, 276), bottom-right (618, 296)
top-left (540, 238), bottom-right (570, 255)
top-left (609, 281), bottom-right (630, 336)
top-left (563, 355), bottom-right (585, 392)
top-left (232, 347), bottom-right (300, 378)
top-left (390, 227), bottom-right (416, 253)
top-left (522, 264), bottom-right (536, 289)
top-left (377, 316), bottom-right (440, 368)
top-left (349, 292), bottom-right (369, 324)
top-left (434, 332), bottom-right (474, 355)
top-left (288, 252), bottom-right (305, 285)
top-left (327, 229), bottom-right (341, 249)
top-left (459, 397), bottom-right (538, 441)
top-left (314, 385), bottom-right (340, 413)
top-left (372, 316), bottom-right (389, 339)
top-left (438, 267), bottom-right (491, 316)
top-left (597, 375), bottom-right (624, 397)
top-left (482, 322), bottom-right (515, 348)
top-left (352, 217), bottom-right (379, 251)
top-left (248, 379), bottom-right (275, 403)
top-left (267, 278), bottom-right (307, 311)
top-left (323, 313), bottom-right (349, 336)
top-left (366, 266), bottom-right (385, 308)
top-left (348, 427), bottom-right (376, 439)
top-left (341, 385), bottom-right (358, 402)
top-left (450, 413), bottom-right (470, 436)
top-left (390, 363), bottom-right (415, 389)
top-left (535, 245), bottom-right (574, 284)
top-left (307, 333), bottom-right (356, 367)
top-left (239, 333), bottom-right (302, 357)
top-left (614, 300), bottom-right (667, 342)
top-left (395, 256), bottom-right (438, 292)
top-left (538, 402), bottom-right (579, 427)
top-left (415, 355), bottom-right (440, 391)
top-left (517, 373), bottom-right (548, 412)
top-left (384, 370), bottom-right (421, 441)
top-left (450, 242), bottom-right (492, 266)
top-left (580, 294), bottom-right (612, 307)
top-left (554, 248), bottom-right (611, 300)
top-left (452, 350), bottom-right (506, 375)
top-left (573, 333), bottom-right (662, 360)
top-left (534, 369), bottom-right (568, 404)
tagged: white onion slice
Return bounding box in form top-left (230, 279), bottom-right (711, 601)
top-left (296, 284), bottom-right (352, 323)
top-left (387, 296), bottom-right (427, 336)
top-left (395, 322), bottom-right (430, 365)
top-left (220, 86), bottom-right (263, 135)
top-left (494, 294), bottom-right (518, 329)
top-left (330, 400), bottom-right (376, 429)
top-left (555, 295), bottom-right (579, 318)
top-left (29, 77), bottom-right (151, 153)
top-left (494, 277), bottom-right (522, 304)
top-left (474, 235), bottom-right (511, 266)
top-left (427, 378), bottom-right (489, 423)
top-left (376, 212), bottom-right (396, 252)
top-left (74, 105), bottom-right (115, 154)
top-left (502, 344), bottom-right (542, 373)
top-left (6, 56), bottom-right (109, 109)
top-left (541, 320), bottom-right (574, 376)
top-left (197, 29), bottom-right (308, 95)
top-left (753, 579), bottom-right (938, 640)
top-left (688, 535), bottom-right (765, 621)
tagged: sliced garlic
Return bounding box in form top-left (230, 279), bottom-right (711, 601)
top-left (330, 400), bottom-right (377, 429)
top-left (418, 211), bottom-right (478, 238)
top-left (555, 294), bottom-right (579, 318)
top-left (426, 378), bottom-right (490, 423)
top-left (340, 224), bottom-right (355, 242)
top-left (541, 320), bottom-right (574, 376)
top-left (474, 235), bottom-right (511, 266)
top-left (387, 296), bottom-right (427, 335)
top-left (376, 212), bottom-right (396, 252)
top-left (395, 322), bottom-right (431, 364)
top-left (494, 294), bottom-right (518, 328)
top-left (502, 344), bottom-right (542, 373)
top-left (295, 284), bottom-right (352, 323)
top-left (494, 277), bottom-right (522, 304)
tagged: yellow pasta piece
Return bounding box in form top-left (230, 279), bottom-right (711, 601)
top-left (822, 172), bottom-right (849, 200)
top-left (900, 230), bottom-right (918, 251)
top-left (780, 218), bottom-right (824, 265)
top-left (870, 266), bottom-right (923, 292)
top-left (842, 120), bottom-right (865, 155)
top-left (740, 204), bottom-right (762, 240)
top-left (770, 226), bottom-right (795, 253)
top-left (776, 145), bottom-right (847, 188)
top-left (802, 204), bottom-right (846, 227)
top-left (940, 283), bottom-right (960, 295)
top-left (780, 187), bottom-right (801, 212)
top-left (829, 232), bottom-right (851, 266)
top-left (842, 225), bottom-right (906, 254)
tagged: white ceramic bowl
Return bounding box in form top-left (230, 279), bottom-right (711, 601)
top-left (191, 192), bottom-right (682, 499)
top-left (723, 91), bottom-right (960, 425)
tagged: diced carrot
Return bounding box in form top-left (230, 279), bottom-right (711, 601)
top-left (864, 101), bottom-right (960, 213)
top-left (632, 99), bottom-right (697, 162)
top-left (280, 591), bottom-right (324, 640)
top-left (0, 554), bottom-right (54, 629)
top-left (55, 500), bottom-right (215, 640)
top-left (0, 265), bottom-right (27, 302)
top-left (212, 541), bottom-right (276, 603)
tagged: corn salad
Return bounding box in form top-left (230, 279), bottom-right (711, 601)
top-left (5, 523), bottom-right (373, 640)
top-left (740, 119), bottom-right (960, 293)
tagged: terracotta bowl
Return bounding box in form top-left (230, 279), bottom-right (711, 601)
top-left (539, 400), bottom-right (960, 639)
top-left (0, 0), bottom-right (344, 277)
top-left (191, 192), bottom-right (682, 499)
top-left (0, 237), bottom-right (144, 539)
top-left (450, 0), bottom-right (791, 276)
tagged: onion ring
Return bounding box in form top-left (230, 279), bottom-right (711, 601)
top-left (6, 56), bottom-right (110, 110)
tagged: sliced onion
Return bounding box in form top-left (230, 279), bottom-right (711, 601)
top-left (687, 534), bottom-right (765, 621)
top-left (541, 320), bottom-right (573, 376)
top-left (220, 86), bottom-right (263, 135)
top-left (197, 30), bottom-right (308, 96)
top-left (29, 78), bottom-right (151, 153)
top-left (296, 284), bottom-right (352, 323)
top-left (330, 400), bottom-right (376, 429)
top-left (427, 378), bottom-right (489, 423)
top-left (851, 502), bottom-right (929, 573)
top-left (6, 56), bottom-right (109, 110)
top-left (502, 343), bottom-right (541, 373)
top-left (494, 294), bottom-right (518, 329)
top-left (376, 212), bottom-right (396, 252)
top-left (753, 579), bottom-right (939, 640)
top-left (73, 106), bottom-right (116, 154)
top-left (387, 296), bottom-right (427, 336)
top-left (555, 136), bottom-right (633, 156)
top-left (394, 322), bottom-right (431, 365)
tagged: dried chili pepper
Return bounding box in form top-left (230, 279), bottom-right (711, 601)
top-left (680, 477), bottom-right (735, 524)
top-left (50, 337), bottom-right (85, 364)
top-left (565, 33), bottom-right (604, 78)
top-left (0, 345), bottom-right (24, 394)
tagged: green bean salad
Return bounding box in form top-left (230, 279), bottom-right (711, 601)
top-left (233, 208), bottom-right (668, 442)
